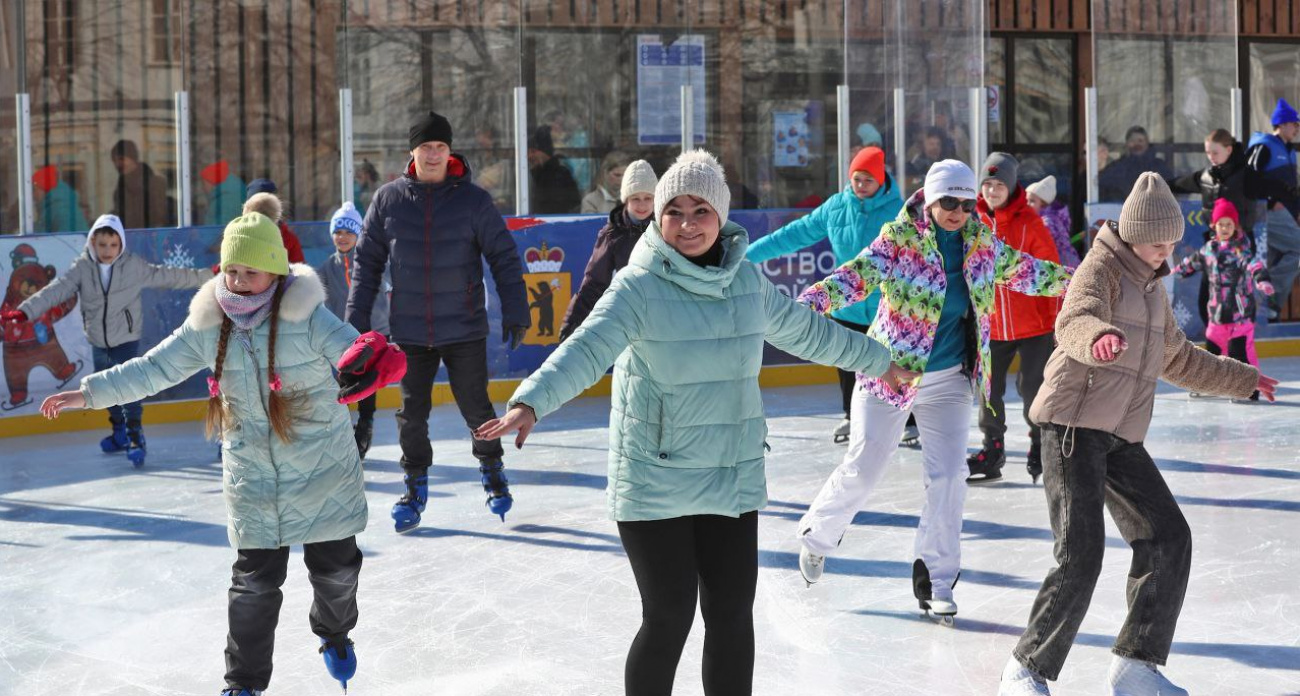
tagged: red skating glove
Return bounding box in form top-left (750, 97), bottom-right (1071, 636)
top-left (2, 310), bottom-right (27, 324)
top-left (336, 331), bottom-right (407, 404)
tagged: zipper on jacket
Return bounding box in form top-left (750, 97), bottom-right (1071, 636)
top-left (124, 308), bottom-right (133, 334)
top-left (1062, 369), bottom-right (1094, 459)
top-left (101, 262), bottom-right (113, 345)
top-left (424, 192), bottom-right (435, 345)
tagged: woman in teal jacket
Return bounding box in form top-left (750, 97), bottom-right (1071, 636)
top-left (477, 150), bottom-right (912, 696)
top-left (38, 213), bottom-right (405, 696)
top-left (747, 146), bottom-right (909, 444)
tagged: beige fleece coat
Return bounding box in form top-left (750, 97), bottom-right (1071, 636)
top-left (1030, 226), bottom-right (1258, 444)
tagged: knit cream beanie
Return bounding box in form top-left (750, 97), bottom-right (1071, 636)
top-left (1026, 175), bottom-right (1057, 204)
top-left (655, 150), bottom-right (730, 227)
top-left (620, 159), bottom-right (658, 202)
top-left (1118, 173), bottom-right (1183, 245)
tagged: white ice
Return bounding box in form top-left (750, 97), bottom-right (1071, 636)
top-left (3, 359), bottom-right (1300, 696)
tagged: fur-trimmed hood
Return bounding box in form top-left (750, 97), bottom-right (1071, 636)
top-left (187, 263), bottom-right (325, 330)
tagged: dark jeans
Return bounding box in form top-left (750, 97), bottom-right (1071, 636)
top-left (91, 341), bottom-right (142, 426)
top-left (978, 333), bottom-right (1054, 447)
top-left (1013, 425), bottom-right (1192, 681)
top-left (225, 536), bottom-right (363, 691)
top-left (617, 512), bottom-right (758, 696)
top-left (396, 339), bottom-right (503, 474)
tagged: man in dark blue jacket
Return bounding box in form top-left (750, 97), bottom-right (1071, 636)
top-left (1247, 98), bottom-right (1300, 318)
top-left (346, 110), bottom-right (530, 533)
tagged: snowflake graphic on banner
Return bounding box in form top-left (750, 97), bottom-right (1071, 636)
top-left (1172, 299), bottom-right (1193, 331)
top-left (163, 244), bottom-right (196, 269)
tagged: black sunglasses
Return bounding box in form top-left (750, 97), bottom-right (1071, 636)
top-left (937, 196), bottom-right (976, 213)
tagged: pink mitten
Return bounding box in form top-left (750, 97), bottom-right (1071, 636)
top-left (337, 332), bottom-right (407, 404)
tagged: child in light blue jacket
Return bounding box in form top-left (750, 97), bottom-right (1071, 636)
top-left (40, 213), bottom-right (405, 696)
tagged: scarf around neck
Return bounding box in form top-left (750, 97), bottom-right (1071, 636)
top-left (215, 274), bottom-right (294, 331)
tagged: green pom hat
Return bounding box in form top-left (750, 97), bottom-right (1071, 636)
top-left (220, 212), bottom-right (289, 275)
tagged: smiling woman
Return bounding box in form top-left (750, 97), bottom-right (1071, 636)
top-left (474, 148), bottom-right (906, 695)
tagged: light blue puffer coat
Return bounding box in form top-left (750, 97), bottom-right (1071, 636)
top-left (80, 265), bottom-right (368, 549)
top-left (745, 177), bottom-right (903, 326)
top-left (509, 222), bottom-right (893, 522)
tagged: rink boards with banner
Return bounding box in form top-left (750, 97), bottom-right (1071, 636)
top-left (2, 203), bottom-right (1297, 419)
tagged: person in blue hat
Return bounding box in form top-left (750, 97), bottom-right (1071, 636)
top-left (1247, 97), bottom-right (1300, 317)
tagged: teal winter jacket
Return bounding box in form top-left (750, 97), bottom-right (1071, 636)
top-left (745, 178), bottom-right (903, 326)
top-left (80, 265), bottom-right (368, 549)
top-left (509, 221), bottom-right (893, 522)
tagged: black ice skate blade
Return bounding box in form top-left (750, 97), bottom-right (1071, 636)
top-left (965, 472), bottom-right (1004, 485)
top-left (0, 398), bottom-right (33, 412)
top-left (833, 435), bottom-right (850, 444)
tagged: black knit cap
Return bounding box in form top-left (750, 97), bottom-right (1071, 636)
top-left (408, 111), bottom-right (453, 150)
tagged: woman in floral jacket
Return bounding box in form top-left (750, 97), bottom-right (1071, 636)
top-left (793, 160), bottom-right (1072, 623)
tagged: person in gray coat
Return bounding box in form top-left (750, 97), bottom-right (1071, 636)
top-left (318, 201), bottom-right (391, 460)
top-left (4, 213), bottom-right (212, 463)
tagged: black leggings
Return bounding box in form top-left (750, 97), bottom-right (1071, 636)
top-left (617, 512), bottom-right (758, 696)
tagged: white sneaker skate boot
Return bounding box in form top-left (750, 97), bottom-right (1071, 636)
top-left (799, 546), bottom-right (825, 587)
top-left (832, 417), bottom-right (851, 444)
top-left (999, 656), bottom-right (1051, 695)
top-left (1108, 655), bottom-right (1188, 695)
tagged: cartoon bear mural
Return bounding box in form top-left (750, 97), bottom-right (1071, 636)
top-left (1, 243), bottom-right (83, 410)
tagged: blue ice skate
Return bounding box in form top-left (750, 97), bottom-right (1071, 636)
top-left (391, 473), bottom-right (428, 533)
top-left (479, 459), bottom-right (513, 521)
top-left (320, 637), bottom-right (357, 694)
top-left (220, 688), bottom-right (262, 696)
top-left (125, 423), bottom-right (146, 468)
top-left (100, 423), bottom-right (130, 453)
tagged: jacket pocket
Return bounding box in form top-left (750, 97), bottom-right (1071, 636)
top-left (124, 308), bottom-right (134, 334)
top-left (654, 393), bottom-right (672, 461)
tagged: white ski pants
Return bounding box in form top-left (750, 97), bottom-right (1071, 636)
top-left (797, 366), bottom-right (973, 590)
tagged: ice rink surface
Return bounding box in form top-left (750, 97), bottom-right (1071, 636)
top-left (3, 358), bottom-right (1300, 696)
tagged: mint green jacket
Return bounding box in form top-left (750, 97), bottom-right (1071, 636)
top-left (510, 221), bottom-right (892, 521)
top-left (80, 265), bottom-right (367, 549)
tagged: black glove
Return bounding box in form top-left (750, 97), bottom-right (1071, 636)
top-left (503, 325), bottom-right (526, 351)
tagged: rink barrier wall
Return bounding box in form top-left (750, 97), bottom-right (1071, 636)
top-left (5, 202), bottom-right (1300, 437)
top-left (0, 362), bottom-right (841, 438)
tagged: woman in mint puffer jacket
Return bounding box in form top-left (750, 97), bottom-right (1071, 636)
top-left (477, 150), bottom-right (912, 696)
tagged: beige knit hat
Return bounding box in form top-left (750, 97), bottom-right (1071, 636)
top-left (1026, 175), bottom-right (1057, 204)
top-left (620, 159), bottom-right (658, 202)
top-left (655, 150), bottom-right (730, 227)
top-left (1118, 172), bottom-right (1183, 245)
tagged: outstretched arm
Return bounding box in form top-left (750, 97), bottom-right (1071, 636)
top-left (796, 231), bottom-right (894, 314)
top-left (993, 236), bottom-right (1072, 297)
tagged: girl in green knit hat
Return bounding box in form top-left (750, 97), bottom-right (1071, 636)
top-left (38, 212), bottom-right (406, 696)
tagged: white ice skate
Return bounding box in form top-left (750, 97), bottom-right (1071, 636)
top-left (999, 656), bottom-right (1051, 695)
top-left (900, 423), bottom-right (921, 448)
top-left (922, 590), bottom-right (958, 626)
top-left (1107, 655), bottom-right (1188, 696)
top-left (912, 559), bottom-right (958, 626)
top-left (799, 546), bottom-right (825, 587)
top-left (832, 417), bottom-right (851, 444)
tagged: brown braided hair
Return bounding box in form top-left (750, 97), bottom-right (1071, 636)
top-left (265, 277), bottom-right (308, 442)
top-left (204, 276), bottom-right (307, 443)
top-left (204, 315), bottom-right (235, 440)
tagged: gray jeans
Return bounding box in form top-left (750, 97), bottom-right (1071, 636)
top-left (1265, 208), bottom-right (1300, 311)
top-left (1013, 425), bottom-right (1192, 681)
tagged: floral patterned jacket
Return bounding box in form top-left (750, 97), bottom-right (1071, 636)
top-left (1172, 234), bottom-right (1274, 325)
top-left (797, 189), bottom-right (1072, 410)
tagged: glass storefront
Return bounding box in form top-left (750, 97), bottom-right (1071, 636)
top-left (2, 1), bottom-right (1297, 236)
